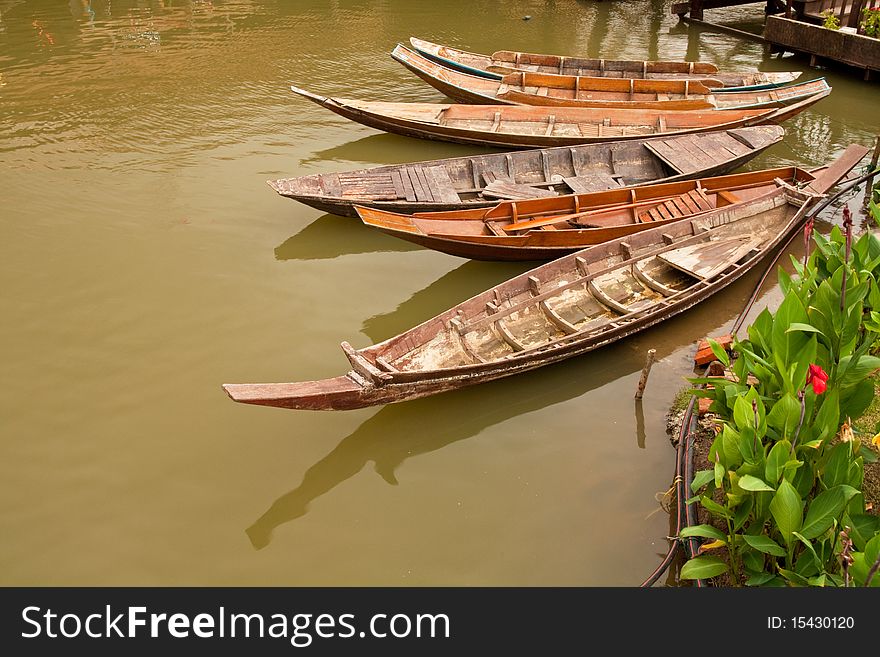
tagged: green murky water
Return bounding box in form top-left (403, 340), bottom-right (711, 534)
top-left (1, 0), bottom-right (877, 585)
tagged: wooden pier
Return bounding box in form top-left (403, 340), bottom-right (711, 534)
top-left (671, 1), bottom-right (785, 20)
top-left (671, 1), bottom-right (880, 80)
top-left (764, 2), bottom-right (880, 79)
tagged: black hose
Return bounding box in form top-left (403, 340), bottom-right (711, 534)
top-left (639, 397), bottom-right (688, 587)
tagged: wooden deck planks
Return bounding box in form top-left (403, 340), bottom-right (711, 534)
top-left (338, 173), bottom-right (398, 199)
top-left (424, 166), bottom-right (462, 203)
top-left (482, 180), bottom-right (557, 200)
top-left (562, 171), bottom-right (622, 193)
top-left (658, 237), bottom-right (757, 279)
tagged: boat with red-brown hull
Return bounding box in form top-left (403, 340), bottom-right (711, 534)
top-left (221, 145), bottom-right (869, 411)
top-left (354, 166), bottom-right (820, 261)
top-left (391, 44), bottom-right (829, 111)
top-left (409, 37), bottom-right (803, 90)
top-left (289, 85), bottom-right (828, 149)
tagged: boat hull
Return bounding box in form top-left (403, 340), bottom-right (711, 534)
top-left (270, 126), bottom-right (783, 217)
top-left (290, 85), bottom-right (827, 149)
top-left (409, 37), bottom-right (803, 90)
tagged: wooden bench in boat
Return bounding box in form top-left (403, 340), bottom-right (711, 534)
top-left (482, 179), bottom-right (558, 200)
top-left (637, 187), bottom-right (714, 222)
top-left (394, 165), bottom-right (461, 203)
top-left (337, 173), bottom-right (399, 199)
top-left (658, 237), bottom-right (760, 280)
top-left (562, 171), bottom-right (623, 194)
top-left (643, 132), bottom-right (753, 175)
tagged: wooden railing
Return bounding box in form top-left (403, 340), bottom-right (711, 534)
top-left (786, 0), bottom-right (875, 32)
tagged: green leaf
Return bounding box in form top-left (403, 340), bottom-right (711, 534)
top-left (769, 479), bottom-right (803, 546)
top-left (720, 425), bottom-right (742, 469)
top-left (792, 532), bottom-right (822, 571)
top-left (707, 338), bottom-right (730, 367)
top-left (822, 441), bottom-right (851, 488)
top-left (745, 572), bottom-right (776, 586)
top-left (763, 576), bottom-right (788, 587)
top-left (765, 440), bottom-right (791, 485)
top-left (733, 495), bottom-right (753, 531)
top-left (808, 574), bottom-right (827, 587)
top-left (860, 444), bottom-right (879, 464)
top-left (786, 322), bottom-right (824, 336)
top-left (700, 496), bottom-right (733, 519)
top-left (800, 486), bottom-right (849, 539)
top-left (840, 378), bottom-right (875, 421)
top-left (690, 469), bottom-right (715, 493)
top-left (846, 514), bottom-right (880, 551)
top-left (738, 474), bottom-right (775, 492)
top-left (680, 555), bottom-right (728, 580)
top-left (742, 534), bottom-right (786, 557)
top-left (812, 388), bottom-right (840, 443)
top-left (778, 568), bottom-right (810, 586)
top-left (851, 535), bottom-right (880, 587)
top-left (679, 525), bottom-right (727, 541)
top-left (733, 394), bottom-right (756, 431)
top-left (864, 534), bottom-right (880, 574)
top-left (714, 460), bottom-right (725, 489)
top-left (766, 395), bottom-right (802, 438)
top-left (742, 548), bottom-right (764, 573)
top-left (838, 354), bottom-right (880, 386)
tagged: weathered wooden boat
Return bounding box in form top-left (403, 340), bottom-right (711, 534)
top-left (409, 37), bottom-right (803, 91)
top-left (392, 44), bottom-right (828, 111)
top-left (221, 145), bottom-right (868, 411)
top-left (289, 85), bottom-right (827, 149)
top-left (268, 126), bottom-right (783, 217)
top-left (354, 166), bottom-right (817, 261)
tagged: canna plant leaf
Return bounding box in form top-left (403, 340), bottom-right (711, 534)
top-left (769, 479), bottom-right (803, 546)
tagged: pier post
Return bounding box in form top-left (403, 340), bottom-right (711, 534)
top-left (634, 349), bottom-right (657, 400)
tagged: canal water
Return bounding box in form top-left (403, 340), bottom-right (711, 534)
top-left (1, 0), bottom-right (877, 586)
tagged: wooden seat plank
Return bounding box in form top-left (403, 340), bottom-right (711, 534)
top-left (658, 237), bottom-right (758, 280)
top-left (424, 166), bottom-right (462, 204)
top-left (562, 172), bottom-right (622, 194)
top-left (483, 180), bottom-right (557, 200)
top-left (404, 166), bottom-right (427, 202)
top-left (390, 170), bottom-right (406, 199)
top-left (688, 188), bottom-right (713, 211)
top-left (708, 132), bottom-right (750, 157)
top-left (670, 196), bottom-right (691, 215)
top-left (679, 191), bottom-right (702, 214)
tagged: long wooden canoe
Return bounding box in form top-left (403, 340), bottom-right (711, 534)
top-left (269, 126), bottom-right (783, 217)
top-left (355, 166), bottom-right (816, 261)
top-left (392, 44), bottom-right (828, 111)
top-left (289, 86), bottom-right (827, 149)
top-left (409, 37), bottom-right (803, 91)
top-left (222, 145), bottom-right (869, 411)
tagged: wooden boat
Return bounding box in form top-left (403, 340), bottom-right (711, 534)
top-left (355, 166), bottom-right (816, 261)
top-left (409, 37), bottom-right (803, 91)
top-left (289, 86), bottom-right (827, 149)
top-left (221, 145), bottom-right (868, 411)
top-left (268, 126), bottom-right (784, 217)
top-left (392, 44), bottom-right (828, 111)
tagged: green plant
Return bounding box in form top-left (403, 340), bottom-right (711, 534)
top-left (871, 182), bottom-right (880, 226)
top-left (822, 9), bottom-right (841, 30)
top-left (679, 223), bottom-right (880, 586)
top-left (862, 6), bottom-right (880, 38)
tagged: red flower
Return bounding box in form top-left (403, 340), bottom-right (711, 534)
top-left (806, 364), bottom-right (829, 394)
